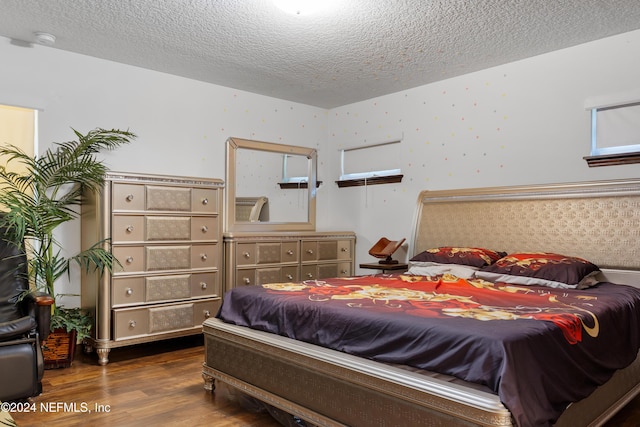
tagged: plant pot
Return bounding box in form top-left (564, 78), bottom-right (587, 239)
top-left (42, 328), bottom-right (77, 369)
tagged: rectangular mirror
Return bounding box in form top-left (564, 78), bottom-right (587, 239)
top-left (225, 137), bottom-right (317, 232)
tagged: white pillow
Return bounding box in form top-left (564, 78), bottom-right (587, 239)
top-left (408, 261), bottom-right (479, 279)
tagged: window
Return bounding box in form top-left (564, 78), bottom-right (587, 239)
top-left (0, 104), bottom-right (37, 171)
top-left (282, 154), bottom-right (309, 183)
top-left (336, 137), bottom-right (403, 188)
top-left (584, 93), bottom-right (640, 167)
top-left (279, 153), bottom-right (321, 189)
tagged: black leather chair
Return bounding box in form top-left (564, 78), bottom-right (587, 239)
top-left (0, 229), bottom-right (53, 401)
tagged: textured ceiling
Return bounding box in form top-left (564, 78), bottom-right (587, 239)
top-left (2, 0), bottom-right (640, 108)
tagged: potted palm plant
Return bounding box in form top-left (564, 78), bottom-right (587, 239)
top-left (0, 127), bottom-right (135, 368)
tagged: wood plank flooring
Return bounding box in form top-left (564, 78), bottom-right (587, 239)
top-left (10, 336), bottom-right (280, 427)
top-left (8, 335), bottom-right (640, 426)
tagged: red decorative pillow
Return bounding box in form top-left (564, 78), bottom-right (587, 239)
top-left (410, 247), bottom-right (506, 268)
top-left (476, 252), bottom-right (600, 289)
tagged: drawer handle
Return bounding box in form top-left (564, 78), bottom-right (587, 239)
top-left (341, 269), bottom-right (348, 274)
top-left (200, 282), bottom-right (207, 290)
top-left (243, 277), bottom-right (251, 285)
top-left (126, 194), bottom-right (134, 202)
top-left (129, 320), bottom-right (136, 328)
top-left (200, 253), bottom-right (208, 261)
top-left (125, 288), bottom-right (133, 296)
top-left (306, 249), bottom-right (314, 254)
top-left (203, 310), bottom-right (211, 318)
top-left (126, 256), bottom-right (134, 264)
top-left (286, 274), bottom-right (293, 280)
top-left (286, 250), bottom-right (294, 255)
top-left (243, 252), bottom-right (251, 258)
top-left (341, 247), bottom-right (348, 252)
top-left (201, 225), bottom-right (208, 233)
top-left (201, 198), bottom-right (209, 205)
top-left (306, 273), bottom-right (314, 278)
top-left (126, 225), bottom-right (134, 233)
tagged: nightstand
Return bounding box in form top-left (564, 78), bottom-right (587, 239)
top-left (359, 262), bottom-right (408, 274)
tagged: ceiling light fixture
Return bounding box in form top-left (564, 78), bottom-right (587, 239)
top-left (272, 0), bottom-right (339, 16)
top-left (34, 31), bottom-right (56, 46)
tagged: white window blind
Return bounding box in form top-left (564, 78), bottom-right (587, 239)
top-left (339, 139), bottom-right (402, 181)
top-left (282, 154), bottom-right (309, 183)
top-left (591, 102), bottom-right (640, 156)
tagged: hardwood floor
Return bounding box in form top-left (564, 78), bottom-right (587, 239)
top-left (8, 335), bottom-right (640, 426)
top-left (11, 336), bottom-right (281, 427)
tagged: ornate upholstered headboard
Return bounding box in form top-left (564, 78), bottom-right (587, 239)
top-left (410, 179), bottom-right (640, 284)
top-left (235, 196), bottom-right (269, 222)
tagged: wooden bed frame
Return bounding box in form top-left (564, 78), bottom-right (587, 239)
top-left (202, 179), bottom-right (640, 426)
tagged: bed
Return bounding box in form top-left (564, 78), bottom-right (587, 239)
top-left (202, 179), bottom-right (640, 427)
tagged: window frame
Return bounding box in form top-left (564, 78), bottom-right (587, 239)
top-left (584, 93), bottom-right (640, 167)
top-left (336, 138), bottom-right (403, 188)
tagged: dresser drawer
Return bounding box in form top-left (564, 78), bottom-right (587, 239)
top-left (255, 267), bottom-right (283, 285)
top-left (191, 216), bottom-right (218, 241)
top-left (113, 246), bottom-right (145, 273)
top-left (336, 261), bottom-right (352, 277)
top-left (281, 242), bottom-right (299, 263)
top-left (281, 265), bottom-right (298, 281)
top-left (236, 243), bottom-right (256, 266)
top-left (301, 241), bottom-right (318, 262)
top-left (146, 245), bottom-right (191, 271)
top-left (112, 277), bottom-right (145, 306)
top-left (302, 240), bottom-right (352, 262)
top-left (113, 299), bottom-right (220, 340)
top-left (112, 272), bottom-right (219, 307)
top-left (337, 240), bottom-right (352, 260)
top-left (301, 264), bottom-right (317, 280)
top-left (191, 244), bottom-right (218, 269)
top-left (112, 215), bottom-right (145, 242)
top-left (112, 183), bottom-right (145, 211)
top-left (236, 241), bottom-right (300, 266)
top-left (146, 185), bottom-right (191, 211)
top-left (146, 216), bottom-right (191, 240)
top-left (236, 266), bottom-right (299, 287)
top-left (302, 263), bottom-right (339, 280)
top-left (236, 268), bottom-right (256, 287)
top-left (256, 242), bottom-right (283, 264)
top-left (145, 274), bottom-right (191, 302)
top-left (301, 262), bottom-right (352, 280)
top-left (113, 215), bottom-right (218, 243)
top-left (192, 188), bottom-right (219, 214)
top-left (114, 244), bottom-right (219, 273)
top-left (191, 272), bottom-right (220, 298)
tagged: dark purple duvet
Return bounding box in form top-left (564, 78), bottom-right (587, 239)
top-left (217, 274), bottom-right (640, 426)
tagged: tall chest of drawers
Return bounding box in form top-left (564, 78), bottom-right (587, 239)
top-left (223, 231), bottom-right (356, 292)
top-left (81, 172), bottom-right (224, 365)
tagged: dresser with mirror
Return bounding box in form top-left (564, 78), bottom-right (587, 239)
top-left (223, 137), bottom-right (355, 292)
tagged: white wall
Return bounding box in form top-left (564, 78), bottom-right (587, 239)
top-left (325, 30), bottom-right (640, 271)
top-left (0, 36), bottom-right (327, 305)
top-left (2, 29), bottom-right (640, 302)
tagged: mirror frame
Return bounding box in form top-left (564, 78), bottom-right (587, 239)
top-left (225, 137), bottom-right (317, 232)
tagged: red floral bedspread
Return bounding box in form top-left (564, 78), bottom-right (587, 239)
top-left (217, 274), bottom-right (640, 426)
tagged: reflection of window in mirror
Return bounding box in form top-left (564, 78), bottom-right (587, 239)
top-left (282, 154), bottom-right (308, 184)
top-left (0, 105), bottom-right (37, 201)
top-left (235, 149), bottom-right (309, 222)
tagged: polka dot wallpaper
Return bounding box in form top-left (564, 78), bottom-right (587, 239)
top-left (325, 30), bottom-right (640, 269)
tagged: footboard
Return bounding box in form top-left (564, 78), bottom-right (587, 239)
top-left (202, 318), bottom-right (512, 427)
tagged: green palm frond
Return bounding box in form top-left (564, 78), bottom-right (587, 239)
top-left (0, 127), bottom-right (135, 303)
